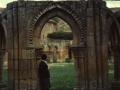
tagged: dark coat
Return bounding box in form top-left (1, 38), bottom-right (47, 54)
top-left (38, 60), bottom-right (50, 89)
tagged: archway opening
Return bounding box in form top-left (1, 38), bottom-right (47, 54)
top-left (107, 15), bottom-right (120, 87)
top-left (0, 23), bottom-right (8, 87)
top-left (33, 7), bottom-right (82, 89)
top-left (35, 16), bottom-right (75, 89)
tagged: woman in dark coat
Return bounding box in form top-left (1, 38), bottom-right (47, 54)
top-left (38, 54), bottom-right (50, 90)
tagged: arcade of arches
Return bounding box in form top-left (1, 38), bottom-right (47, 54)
top-left (0, 0), bottom-right (120, 90)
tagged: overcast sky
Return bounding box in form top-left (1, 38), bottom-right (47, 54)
top-left (0, 0), bottom-right (120, 8)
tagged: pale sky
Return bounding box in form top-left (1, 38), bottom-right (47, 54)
top-left (0, 0), bottom-right (120, 8)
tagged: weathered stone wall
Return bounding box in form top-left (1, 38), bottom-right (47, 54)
top-left (41, 20), bottom-right (57, 43)
top-left (5, 1), bottom-right (85, 89)
top-left (1, 1), bottom-right (120, 90)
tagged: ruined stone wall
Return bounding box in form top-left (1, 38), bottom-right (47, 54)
top-left (41, 20), bottom-right (57, 43)
top-left (3, 1), bottom-right (120, 90)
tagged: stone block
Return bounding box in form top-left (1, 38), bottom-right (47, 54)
top-left (31, 69), bottom-right (35, 79)
top-left (27, 60), bottom-right (30, 70)
top-left (26, 79), bottom-right (31, 89)
top-left (7, 39), bottom-right (13, 49)
top-left (87, 8), bottom-right (94, 17)
top-left (12, 1), bottom-right (18, 8)
top-left (19, 28), bottom-right (27, 37)
top-left (7, 2), bottom-right (13, 9)
top-left (22, 70), bottom-right (27, 79)
top-left (19, 80), bottom-right (27, 89)
top-left (8, 77), bottom-right (14, 89)
top-left (31, 79), bottom-right (36, 89)
top-left (7, 18), bottom-right (13, 29)
top-left (7, 28), bottom-right (13, 38)
top-left (13, 17), bottom-right (18, 28)
top-left (15, 80), bottom-right (19, 90)
top-left (19, 71), bottom-right (23, 79)
top-left (8, 60), bottom-right (13, 69)
top-left (19, 37), bottom-right (27, 48)
top-left (7, 9), bottom-right (13, 19)
top-left (28, 70), bottom-right (31, 78)
top-left (14, 49), bottom-right (19, 59)
top-left (14, 71), bottom-right (18, 79)
top-left (26, 7), bottom-right (34, 18)
top-left (33, 37), bottom-right (41, 48)
top-left (7, 49), bottom-right (13, 60)
top-left (26, 49), bottom-right (34, 59)
top-left (30, 60), bottom-right (35, 69)
top-left (14, 60), bottom-right (18, 70)
top-left (18, 1), bottom-right (26, 7)
top-left (22, 49), bottom-right (27, 59)
top-left (26, 1), bottom-right (36, 8)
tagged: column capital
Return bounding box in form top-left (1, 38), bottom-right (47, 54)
top-left (71, 46), bottom-right (86, 58)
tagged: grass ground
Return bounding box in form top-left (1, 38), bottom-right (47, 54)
top-left (49, 63), bottom-right (75, 90)
top-left (108, 61), bottom-right (114, 84)
top-left (4, 62), bottom-right (114, 90)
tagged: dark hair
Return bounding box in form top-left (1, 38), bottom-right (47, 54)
top-left (41, 54), bottom-right (47, 60)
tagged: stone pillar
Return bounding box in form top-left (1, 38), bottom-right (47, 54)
top-left (87, 1), bottom-right (109, 90)
top-left (0, 49), bottom-right (6, 89)
top-left (71, 46), bottom-right (87, 90)
top-left (100, 2), bottom-right (109, 90)
top-left (87, 6), bottom-right (98, 90)
top-left (111, 45), bottom-right (120, 90)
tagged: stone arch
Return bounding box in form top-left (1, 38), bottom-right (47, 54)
top-left (106, 8), bottom-right (120, 89)
top-left (27, 2), bottom-right (85, 48)
top-left (0, 24), bottom-right (6, 49)
top-left (106, 8), bottom-right (120, 46)
top-left (0, 20), bottom-right (7, 89)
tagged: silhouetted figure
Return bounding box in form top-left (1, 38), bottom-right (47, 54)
top-left (38, 54), bottom-right (50, 90)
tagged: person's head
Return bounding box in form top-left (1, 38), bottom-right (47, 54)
top-left (41, 54), bottom-right (47, 61)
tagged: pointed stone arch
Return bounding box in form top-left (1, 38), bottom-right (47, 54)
top-left (2, 0), bottom-right (120, 90)
top-left (0, 18), bottom-right (7, 89)
top-left (27, 1), bottom-right (86, 48)
top-left (106, 9), bottom-right (120, 89)
top-left (106, 8), bottom-right (120, 46)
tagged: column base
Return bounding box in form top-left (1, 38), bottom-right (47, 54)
top-left (0, 82), bottom-right (7, 89)
top-left (111, 81), bottom-right (120, 90)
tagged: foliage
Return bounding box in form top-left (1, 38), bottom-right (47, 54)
top-left (51, 17), bottom-right (59, 23)
top-left (65, 58), bottom-right (72, 63)
top-left (47, 31), bottom-right (73, 40)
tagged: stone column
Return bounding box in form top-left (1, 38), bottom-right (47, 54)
top-left (87, 7), bottom-right (98, 90)
top-left (111, 45), bottom-right (120, 90)
top-left (71, 46), bottom-right (87, 90)
top-left (0, 49), bottom-right (6, 88)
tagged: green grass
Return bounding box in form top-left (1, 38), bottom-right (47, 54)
top-left (4, 62), bottom-right (114, 89)
top-left (48, 63), bottom-right (75, 90)
top-left (4, 67), bottom-right (8, 83)
top-left (108, 61), bottom-right (114, 84)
